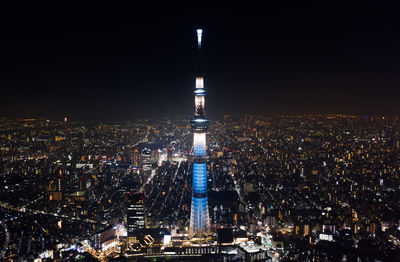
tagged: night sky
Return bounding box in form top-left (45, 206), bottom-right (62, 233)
top-left (1, 1), bottom-right (400, 120)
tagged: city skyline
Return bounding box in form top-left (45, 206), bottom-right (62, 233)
top-left (2, 2), bottom-right (400, 261)
top-left (1, 2), bottom-right (400, 120)
top-left (2, 114), bottom-right (400, 261)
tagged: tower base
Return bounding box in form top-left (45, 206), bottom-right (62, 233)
top-left (189, 196), bottom-right (210, 238)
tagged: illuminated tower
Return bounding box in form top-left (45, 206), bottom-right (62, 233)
top-left (189, 28), bottom-right (210, 238)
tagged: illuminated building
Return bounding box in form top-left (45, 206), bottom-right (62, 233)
top-left (48, 177), bottom-right (65, 201)
top-left (189, 28), bottom-right (210, 238)
top-left (127, 193), bottom-right (145, 243)
top-left (133, 147), bottom-right (139, 167)
top-left (94, 225), bottom-right (116, 251)
top-left (141, 148), bottom-right (151, 171)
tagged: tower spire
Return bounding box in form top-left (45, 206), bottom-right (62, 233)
top-left (196, 28), bottom-right (203, 76)
top-left (196, 29), bottom-right (203, 50)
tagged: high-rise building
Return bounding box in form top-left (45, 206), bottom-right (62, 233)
top-left (127, 193), bottom-right (145, 243)
top-left (133, 147), bottom-right (139, 167)
top-left (189, 28), bottom-right (210, 238)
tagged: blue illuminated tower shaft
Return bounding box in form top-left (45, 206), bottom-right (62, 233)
top-left (189, 29), bottom-right (210, 238)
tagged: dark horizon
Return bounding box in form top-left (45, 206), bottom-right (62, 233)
top-left (1, 1), bottom-right (400, 120)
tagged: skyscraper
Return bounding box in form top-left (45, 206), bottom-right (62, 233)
top-left (133, 147), bottom-right (139, 167)
top-left (189, 29), bottom-right (210, 238)
top-left (127, 193), bottom-right (145, 244)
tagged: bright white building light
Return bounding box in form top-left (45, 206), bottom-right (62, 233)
top-left (194, 132), bottom-right (206, 156)
top-left (196, 77), bottom-right (204, 89)
top-left (197, 29), bottom-right (203, 47)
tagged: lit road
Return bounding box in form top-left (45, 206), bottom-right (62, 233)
top-left (0, 221), bottom-right (10, 258)
top-left (176, 163), bottom-right (191, 216)
top-left (0, 202), bottom-right (103, 225)
top-left (210, 163), bottom-right (217, 190)
top-left (147, 171), bottom-right (168, 213)
top-left (159, 161), bottom-right (182, 215)
top-left (230, 162), bottom-right (260, 221)
top-left (140, 169), bottom-right (157, 193)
